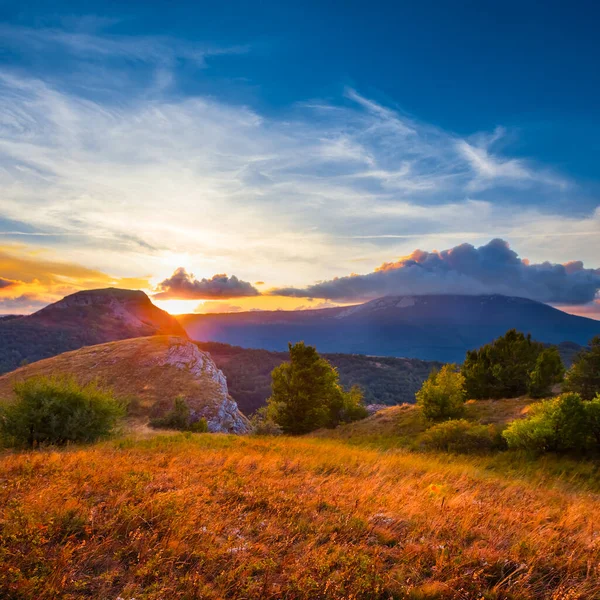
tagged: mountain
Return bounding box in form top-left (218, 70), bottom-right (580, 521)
top-left (179, 294), bottom-right (600, 363)
top-left (0, 288), bottom-right (186, 374)
top-left (0, 336), bottom-right (249, 433)
top-left (196, 341), bottom-right (442, 414)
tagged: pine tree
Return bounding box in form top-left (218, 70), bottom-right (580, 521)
top-left (267, 342), bottom-right (367, 434)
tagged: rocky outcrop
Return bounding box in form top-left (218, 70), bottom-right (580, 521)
top-left (155, 337), bottom-right (248, 433)
top-left (0, 335), bottom-right (249, 435)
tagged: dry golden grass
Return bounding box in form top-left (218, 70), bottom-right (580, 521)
top-left (1, 434), bottom-right (599, 599)
top-left (310, 399), bottom-right (532, 449)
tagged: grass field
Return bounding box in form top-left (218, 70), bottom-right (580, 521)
top-left (1, 430), bottom-right (600, 599)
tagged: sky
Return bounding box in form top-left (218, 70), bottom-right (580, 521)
top-left (0, 0), bottom-right (599, 317)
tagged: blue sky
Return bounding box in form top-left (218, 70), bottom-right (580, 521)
top-left (0, 0), bottom-right (599, 316)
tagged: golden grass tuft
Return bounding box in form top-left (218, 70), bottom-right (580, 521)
top-left (1, 434), bottom-right (599, 599)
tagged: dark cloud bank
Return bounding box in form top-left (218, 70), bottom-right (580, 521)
top-left (272, 239), bottom-right (600, 305)
top-left (154, 268), bottom-right (260, 300)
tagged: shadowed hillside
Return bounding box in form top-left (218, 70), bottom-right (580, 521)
top-left (0, 289), bottom-right (186, 374)
top-left (196, 341), bottom-right (442, 414)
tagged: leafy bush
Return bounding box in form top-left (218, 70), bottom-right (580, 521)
top-left (249, 406), bottom-right (283, 436)
top-left (528, 347), bottom-right (564, 398)
top-left (563, 336), bottom-right (600, 400)
top-left (462, 329), bottom-right (563, 399)
top-left (420, 419), bottom-right (504, 454)
top-left (416, 364), bottom-right (466, 422)
top-left (584, 395), bottom-right (600, 446)
top-left (0, 376), bottom-right (125, 447)
top-left (150, 397), bottom-right (208, 433)
top-left (266, 342), bottom-right (368, 434)
top-left (503, 393), bottom-right (589, 453)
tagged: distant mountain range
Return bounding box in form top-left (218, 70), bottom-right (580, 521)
top-left (0, 288), bottom-right (185, 374)
top-left (179, 295), bottom-right (600, 363)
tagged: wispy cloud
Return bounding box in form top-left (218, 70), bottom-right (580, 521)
top-left (0, 22), bottom-right (597, 301)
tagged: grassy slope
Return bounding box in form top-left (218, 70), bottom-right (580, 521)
top-left (310, 398), bottom-right (532, 448)
top-left (0, 336), bottom-right (225, 424)
top-left (1, 430), bottom-right (600, 600)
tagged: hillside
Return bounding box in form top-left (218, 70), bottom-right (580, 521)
top-left (0, 288), bottom-right (186, 374)
top-left (179, 294), bottom-right (600, 362)
top-left (196, 341), bottom-right (441, 414)
top-left (2, 433), bottom-right (599, 599)
top-left (0, 336), bottom-right (248, 433)
top-left (311, 399), bottom-right (533, 448)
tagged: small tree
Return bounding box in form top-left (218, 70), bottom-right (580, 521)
top-left (528, 347), bottom-right (564, 398)
top-left (503, 393), bottom-right (589, 453)
top-left (266, 342), bottom-right (367, 434)
top-left (416, 364), bottom-right (466, 422)
top-left (564, 336), bottom-right (600, 400)
top-left (0, 376), bottom-right (125, 447)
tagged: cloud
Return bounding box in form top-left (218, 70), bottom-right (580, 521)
top-left (0, 244), bottom-right (151, 313)
top-left (0, 294), bottom-right (47, 313)
top-left (0, 22), bottom-right (247, 70)
top-left (0, 23), bottom-right (597, 294)
top-left (272, 239), bottom-right (600, 305)
top-left (154, 268), bottom-right (260, 300)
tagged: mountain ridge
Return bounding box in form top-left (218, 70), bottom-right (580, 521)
top-left (0, 288), bottom-right (186, 374)
top-left (179, 294), bottom-right (600, 363)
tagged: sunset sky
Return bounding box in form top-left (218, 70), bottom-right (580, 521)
top-left (0, 1), bottom-right (599, 317)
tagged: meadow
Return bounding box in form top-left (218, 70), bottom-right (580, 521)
top-left (1, 429), bottom-right (599, 599)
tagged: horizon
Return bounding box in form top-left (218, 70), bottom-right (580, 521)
top-left (0, 2), bottom-right (598, 318)
top-left (8, 286), bottom-right (600, 322)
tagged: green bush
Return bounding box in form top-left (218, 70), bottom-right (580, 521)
top-left (503, 393), bottom-right (589, 453)
top-left (0, 376), bottom-right (125, 447)
top-left (563, 336), bottom-right (600, 400)
top-left (461, 329), bottom-right (563, 399)
top-left (585, 395), bottom-right (600, 446)
top-left (249, 406), bottom-right (283, 436)
top-left (416, 364), bottom-right (466, 422)
top-left (150, 397), bottom-right (208, 433)
top-left (420, 419), bottom-right (504, 454)
top-left (266, 342), bottom-right (368, 434)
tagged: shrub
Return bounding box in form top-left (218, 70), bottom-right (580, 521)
top-left (503, 393), bottom-right (589, 453)
top-left (249, 406), bottom-right (283, 436)
top-left (420, 419), bottom-right (504, 454)
top-left (416, 364), bottom-right (466, 422)
top-left (461, 329), bottom-right (562, 399)
top-left (150, 397), bottom-right (208, 433)
top-left (563, 336), bottom-right (600, 400)
top-left (0, 376), bottom-right (125, 447)
top-left (267, 342), bottom-right (368, 434)
top-left (585, 395), bottom-right (600, 446)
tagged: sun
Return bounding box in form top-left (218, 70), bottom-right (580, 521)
top-left (153, 299), bottom-right (200, 315)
